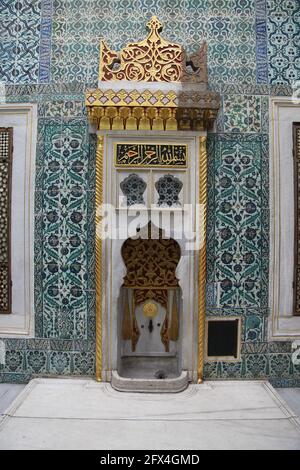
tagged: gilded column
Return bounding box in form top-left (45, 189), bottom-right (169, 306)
top-left (197, 136), bottom-right (207, 383)
top-left (95, 134), bottom-right (104, 381)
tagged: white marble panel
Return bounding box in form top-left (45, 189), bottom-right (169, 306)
top-left (0, 104), bottom-right (37, 337)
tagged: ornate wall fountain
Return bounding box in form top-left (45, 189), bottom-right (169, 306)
top-left (85, 16), bottom-right (220, 391)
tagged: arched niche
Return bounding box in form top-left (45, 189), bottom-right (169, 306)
top-left (117, 223), bottom-right (183, 380)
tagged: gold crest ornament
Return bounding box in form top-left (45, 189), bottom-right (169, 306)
top-left (99, 16), bottom-right (207, 83)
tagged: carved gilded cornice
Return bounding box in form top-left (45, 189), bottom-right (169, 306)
top-left (85, 88), bottom-right (220, 131)
top-left (86, 16), bottom-right (220, 131)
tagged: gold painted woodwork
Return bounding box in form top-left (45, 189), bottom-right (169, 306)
top-left (161, 306), bottom-right (170, 352)
top-left (131, 294), bottom-right (140, 352)
top-left (86, 104), bottom-right (219, 131)
top-left (121, 236), bottom-right (181, 289)
top-left (122, 289), bottom-right (132, 340)
top-left (197, 136), bottom-right (207, 383)
top-left (85, 89), bottom-right (220, 131)
top-left (169, 292), bottom-right (179, 342)
top-left (95, 135), bottom-right (104, 382)
top-left (99, 16), bottom-right (207, 83)
top-left (86, 16), bottom-right (220, 131)
top-left (86, 89), bottom-right (178, 108)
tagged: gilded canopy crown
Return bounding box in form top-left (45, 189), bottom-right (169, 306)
top-left (99, 15), bottom-right (207, 83)
top-left (86, 16), bottom-right (220, 131)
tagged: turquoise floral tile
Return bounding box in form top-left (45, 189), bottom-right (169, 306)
top-left (270, 378), bottom-right (300, 388)
top-left (26, 350), bottom-right (48, 374)
top-left (269, 353), bottom-right (293, 378)
top-left (49, 351), bottom-right (72, 374)
top-left (223, 95), bottom-right (262, 133)
top-left (49, 0), bottom-right (258, 86)
top-left (4, 351), bottom-right (25, 373)
top-left (0, 0), bottom-right (43, 84)
top-left (49, 339), bottom-right (73, 351)
top-left (267, 0), bottom-right (300, 85)
top-left (73, 352), bottom-right (95, 375)
top-left (203, 362), bottom-right (218, 379)
top-left (242, 342), bottom-right (268, 354)
top-left (244, 315), bottom-right (265, 342)
top-left (244, 353), bottom-right (269, 378)
top-left (211, 134), bottom-right (266, 309)
top-left (35, 118), bottom-right (91, 339)
top-left (1, 373), bottom-right (32, 384)
top-left (220, 361), bottom-right (243, 379)
top-left (268, 342), bottom-right (292, 354)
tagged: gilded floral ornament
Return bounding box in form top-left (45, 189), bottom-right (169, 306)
top-left (86, 16), bottom-right (220, 131)
top-left (99, 16), bottom-right (207, 83)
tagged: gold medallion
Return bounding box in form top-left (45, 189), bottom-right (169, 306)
top-left (142, 301), bottom-right (158, 318)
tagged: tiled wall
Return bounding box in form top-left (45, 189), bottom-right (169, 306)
top-left (0, 0), bottom-right (300, 385)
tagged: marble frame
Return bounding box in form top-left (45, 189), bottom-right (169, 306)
top-left (95, 130), bottom-right (207, 383)
top-left (269, 97), bottom-right (300, 340)
top-left (0, 104), bottom-right (37, 337)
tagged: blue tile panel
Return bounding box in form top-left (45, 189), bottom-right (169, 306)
top-left (267, 0), bottom-right (300, 85)
top-left (35, 114), bottom-right (95, 340)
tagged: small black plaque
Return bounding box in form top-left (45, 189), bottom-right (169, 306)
top-left (207, 319), bottom-right (239, 358)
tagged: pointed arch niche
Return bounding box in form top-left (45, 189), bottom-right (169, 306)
top-left (86, 17), bottom-right (220, 390)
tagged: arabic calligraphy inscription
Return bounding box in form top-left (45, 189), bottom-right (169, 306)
top-left (115, 143), bottom-right (187, 168)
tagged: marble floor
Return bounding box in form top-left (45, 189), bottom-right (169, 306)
top-left (276, 388), bottom-right (300, 418)
top-left (0, 378), bottom-right (300, 450)
top-left (0, 383), bottom-right (25, 415)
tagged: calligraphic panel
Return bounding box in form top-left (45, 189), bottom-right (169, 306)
top-left (0, 128), bottom-right (13, 314)
top-left (293, 123), bottom-right (300, 316)
top-left (114, 143), bottom-right (187, 168)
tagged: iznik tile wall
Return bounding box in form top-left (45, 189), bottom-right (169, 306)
top-left (0, 0), bottom-right (300, 385)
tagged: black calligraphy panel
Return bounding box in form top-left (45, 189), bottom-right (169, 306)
top-left (114, 143), bottom-right (187, 167)
top-left (0, 127), bottom-right (12, 314)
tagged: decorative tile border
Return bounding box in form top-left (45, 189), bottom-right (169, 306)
top-left (38, 0), bottom-right (54, 83)
top-left (0, 338), bottom-right (96, 382)
top-left (255, 0), bottom-right (269, 84)
top-left (203, 352), bottom-right (300, 381)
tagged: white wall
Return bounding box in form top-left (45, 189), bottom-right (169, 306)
top-left (269, 97), bottom-right (300, 339)
top-left (0, 104), bottom-right (37, 337)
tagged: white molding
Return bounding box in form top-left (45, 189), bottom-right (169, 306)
top-left (0, 103), bottom-right (37, 337)
top-left (97, 79), bottom-right (207, 93)
top-left (269, 97), bottom-right (300, 340)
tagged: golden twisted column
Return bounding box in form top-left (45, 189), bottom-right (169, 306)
top-left (95, 135), bottom-right (104, 381)
top-left (198, 136), bottom-right (207, 383)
